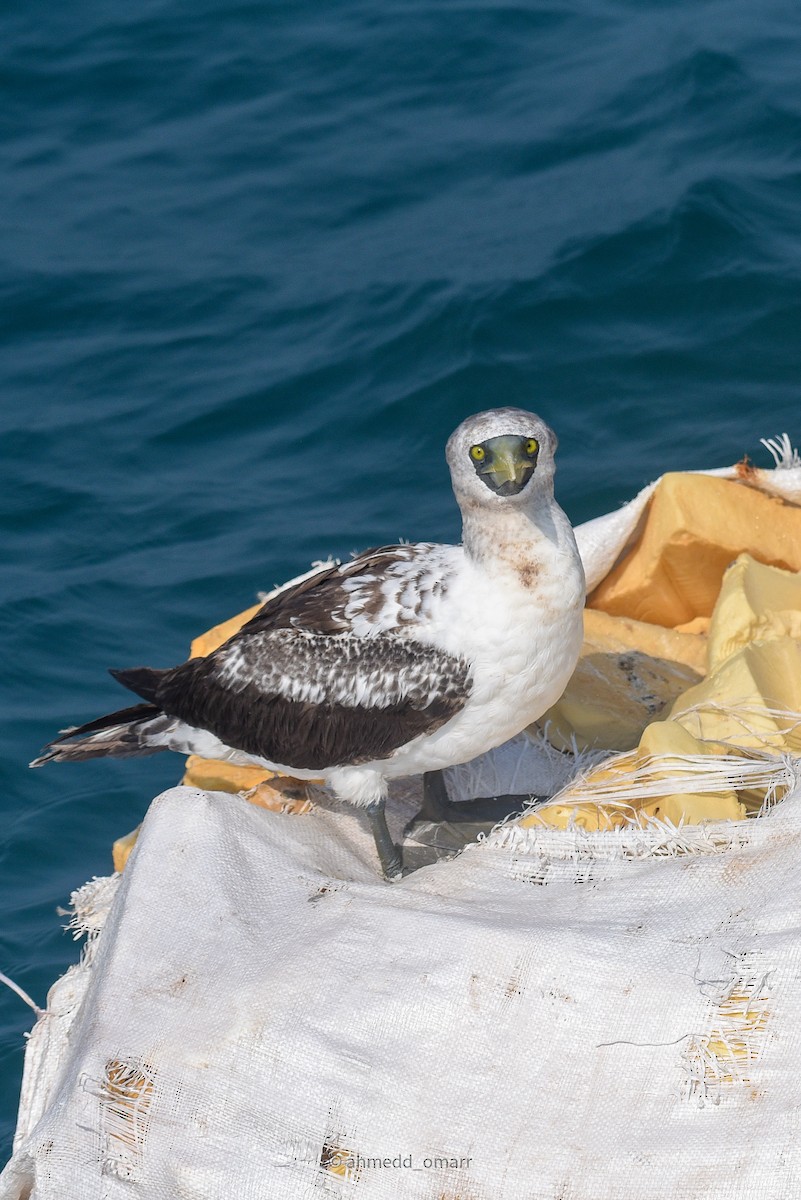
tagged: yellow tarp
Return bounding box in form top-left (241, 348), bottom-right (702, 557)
top-left (528, 552), bottom-right (801, 832)
top-left (539, 607), bottom-right (705, 752)
top-left (588, 472), bottom-right (801, 626)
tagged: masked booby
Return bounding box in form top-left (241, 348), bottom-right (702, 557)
top-left (32, 408), bottom-right (585, 879)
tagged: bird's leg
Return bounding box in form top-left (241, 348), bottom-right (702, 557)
top-left (241, 775), bottom-right (315, 814)
top-left (419, 770), bottom-right (451, 822)
top-left (365, 800), bottom-right (403, 881)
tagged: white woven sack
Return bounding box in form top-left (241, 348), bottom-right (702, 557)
top-left (3, 451), bottom-right (801, 1200)
top-left (4, 778), bottom-right (801, 1200)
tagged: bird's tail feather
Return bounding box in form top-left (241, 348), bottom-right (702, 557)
top-left (30, 702), bottom-right (166, 767)
top-left (108, 666), bottom-right (168, 704)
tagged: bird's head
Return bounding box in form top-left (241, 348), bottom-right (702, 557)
top-left (445, 408), bottom-right (558, 509)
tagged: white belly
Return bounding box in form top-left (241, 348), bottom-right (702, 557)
top-left (376, 542), bottom-right (585, 779)
top-left (384, 605), bottom-right (583, 778)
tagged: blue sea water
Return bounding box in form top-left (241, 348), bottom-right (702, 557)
top-left (3, 0), bottom-right (801, 1159)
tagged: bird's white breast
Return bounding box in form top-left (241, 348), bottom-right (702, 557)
top-left (377, 515), bottom-right (585, 777)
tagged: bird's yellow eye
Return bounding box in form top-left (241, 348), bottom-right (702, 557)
top-left (470, 445), bottom-right (485, 462)
top-left (525, 438), bottom-right (539, 457)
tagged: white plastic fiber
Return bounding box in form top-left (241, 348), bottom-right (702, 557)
top-left (443, 728), bottom-right (597, 801)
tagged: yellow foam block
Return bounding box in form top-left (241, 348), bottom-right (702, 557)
top-left (636, 719), bottom-right (744, 820)
top-left (526, 790), bottom-right (746, 831)
top-left (113, 826), bottom-right (140, 873)
top-left (530, 628), bottom-right (801, 832)
top-left (584, 609), bottom-right (708, 672)
top-left (182, 755), bottom-right (274, 793)
top-left (671, 636), bottom-right (801, 756)
top-left (650, 637), bottom-right (801, 813)
top-left (589, 473), bottom-right (801, 627)
top-left (241, 778), bottom-right (315, 814)
top-left (539, 608), bottom-right (705, 752)
top-left (675, 616), bottom-right (711, 636)
top-left (524, 714), bottom-right (745, 831)
top-left (707, 554), bottom-right (801, 671)
top-left (521, 802), bottom-right (631, 832)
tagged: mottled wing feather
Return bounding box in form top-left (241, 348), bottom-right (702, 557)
top-left (235, 559), bottom-right (351, 636)
top-left (153, 545), bottom-right (472, 770)
top-left (233, 544), bottom-right (444, 636)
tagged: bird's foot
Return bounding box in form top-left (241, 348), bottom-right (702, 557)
top-left (382, 851), bottom-right (404, 882)
top-left (241, 776), bottom-right (315, 815)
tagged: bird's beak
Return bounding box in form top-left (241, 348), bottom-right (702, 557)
top-left (475, 435), bottom-right (538, 496)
